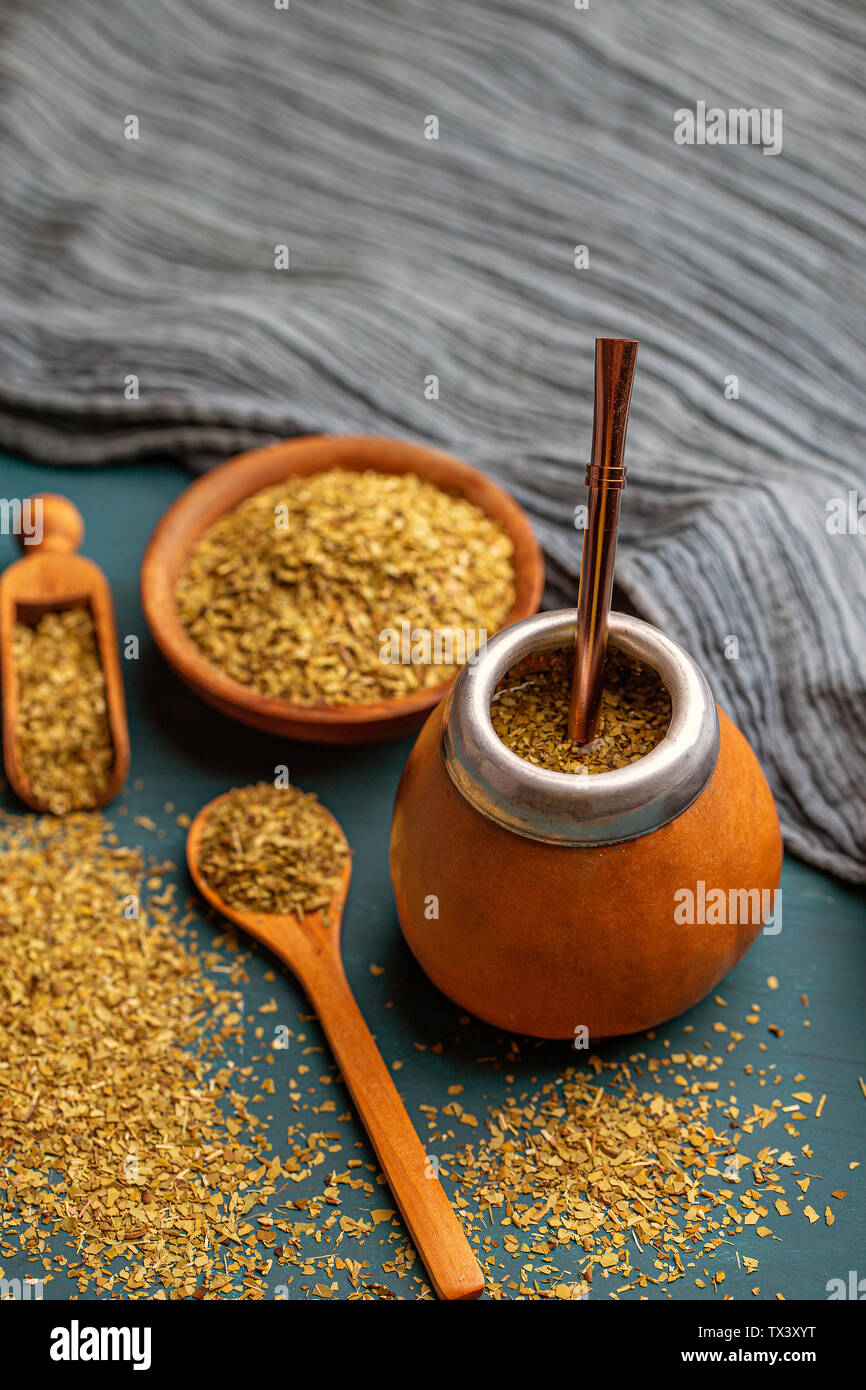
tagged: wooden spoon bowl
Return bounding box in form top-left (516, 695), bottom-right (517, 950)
top-left (187, 788), bottom-right (484, 1300)
top-left (141, 435), bottom-right (544, 744)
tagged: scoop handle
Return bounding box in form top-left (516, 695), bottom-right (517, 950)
top-left (16, 494), bottom-right (84, 554)
top-left (296, 951), bottom-right (484, 1300)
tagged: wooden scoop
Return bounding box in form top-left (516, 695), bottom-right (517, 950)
top-left (0, 494), bottom-right (130, 812)
top-left (187, 790), bottom-right (485, 1301)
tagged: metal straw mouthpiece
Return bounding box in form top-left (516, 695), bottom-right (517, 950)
top-left (568, 337), bottom-right (639, 745)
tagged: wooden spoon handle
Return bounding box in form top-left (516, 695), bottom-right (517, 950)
top-left (298, 953), bottom-right (484, 1300)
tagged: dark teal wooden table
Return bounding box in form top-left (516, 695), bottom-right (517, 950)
top-left (1, 454), bottom-right (863, 1302)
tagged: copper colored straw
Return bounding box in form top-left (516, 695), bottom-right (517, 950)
top-left (568, 337), bottom-right (639, 745)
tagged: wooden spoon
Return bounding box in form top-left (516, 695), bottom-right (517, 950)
top-left (187, 789), bottom-right (485, 1301)
top-left (0, 494), bottom-right (130, 812)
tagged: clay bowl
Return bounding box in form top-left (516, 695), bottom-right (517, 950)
top-left (141, 435), bottom-right (544, 744)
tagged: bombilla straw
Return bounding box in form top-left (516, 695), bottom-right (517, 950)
top-left (568, 337), bottom-right (638, 745)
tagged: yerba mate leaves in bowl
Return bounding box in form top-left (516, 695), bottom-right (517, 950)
top-left (175, 468), bottom-right (515, 707)
top-left (194, 782), bottom-right (349, 921)
top-left (491, 646), bottom-right (672, 774)
top-left (141, 436), bottom-right (544, 744)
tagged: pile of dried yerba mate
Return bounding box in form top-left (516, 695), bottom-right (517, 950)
top-left (0, 799), bottom-right (852, 1299)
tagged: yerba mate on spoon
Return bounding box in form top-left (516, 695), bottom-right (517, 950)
top-left (187, 782), bottom-right (484, 1302)
top-left (0, 494), bottom-right (129, 814)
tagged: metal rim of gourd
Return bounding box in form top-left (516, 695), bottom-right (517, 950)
top-left (441, 609), bottom-right (720, 846)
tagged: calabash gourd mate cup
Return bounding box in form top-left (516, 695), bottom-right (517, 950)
top-left (390, 609), bottom-right (782, 1040)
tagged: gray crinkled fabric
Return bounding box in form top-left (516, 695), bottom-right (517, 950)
top-left (0, 0), bottom-right (863, 879)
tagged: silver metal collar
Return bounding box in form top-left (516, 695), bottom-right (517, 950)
top-left (441, 610), bottom-right (719, 846)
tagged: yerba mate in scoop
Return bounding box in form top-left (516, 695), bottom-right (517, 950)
top-left (12, 608), bottom-right (114, 814)
top-left (0, 494), bottom-right (129, 814)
